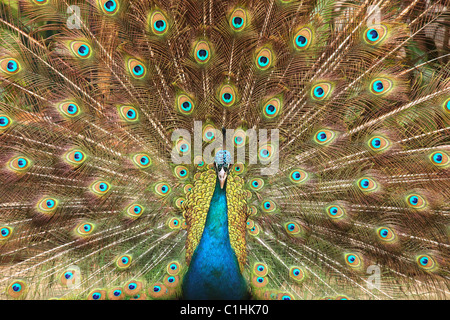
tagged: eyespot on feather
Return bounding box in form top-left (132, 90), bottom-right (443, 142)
top-left (118, 105), bottom-right (139, 122)
top-left (368, 135), bottom-right (391, 152)
top-left (58, 102), bottom-right (81, 118)
top-left (124, 280), bottom-right (142, 296)
top-left (249, 178), bottom-right (264, 191)
top-left (75, 222), bottom-right (95, 237)
top-left (311, 83), bottom-right (332, 100)
top-left (8, 156), bottom-right (32, 172)
top-left (314, 129), bottom-right (336, 145)
top-left (127, 58), bottom-right (146, 79)
top-left (174, 165), bottom-right (189, 180)
top-left (364, 24), bottom-right (388, 45)
top-left (202, 124), bottom-right (217, 142)
top-left (0, 114), bottom-right (13, 130)
top-left (108, 287), bottom-right (125, 300)
top-left (70, 41), bottom-right (92, 59)
top-left (229, 8), bottom-right (247, 32)
top-left (88, 289), bottom-right (106, 300)
top-left (150, 11), bottom-right (169, 36)
top-left (176, 94), bottom-right (195, 115)
top-left (253, 263), bottom-right (268, 276)
top-left (376, 227), bottom-right (396, 242)
top-left (255, 47), bottom-right (273, 70)
top-left (125, 203), bottom-right (144, 219)
top-left (154, 182), bottom-right (171, 196)
top-left (289, 267), bottom-right (305, 282)
top-left (90, 180), bottom-right (111, 196)
top-left (194, 41), bottom-right (212, 64)
top-left (293, 27), bottom-right (312, 50)
top-left (167, 217), bottom-right (181, 229)
top-left (0, 58), bottom-right (21, 75)
top-left (98, 0), bottom-right (120, 15)
top-left (405, 193), bottom-right (427, 209)
top-left (261, 199), bottom-right (276, 213)
top-left (7, 280), bottom-right (27, 299)
top-left (167, 261), bottom-right (182, 275)
top-left (416, 254), bottom-right (437, 271)
top-left (37, 197), bottom-right (58, 215)
top-left (60, 268), bottom-right (80, 287)
top-left (344, 253), bottom-right (363, 269)
top-left (64, 149), bottom-right (86, 166)
top-left (289, 169), bottom-right (309, 184)
top-left (356, 177), bottom-right (378, 192)
top-left (262, 97), bottom-right (282, 119)
top-left (116, 254), bottom-right (132, 269)
top-left (370, 78), bottom-right (393, 95)
top-left (219, 85), bottom-right (237, 107)
top-left (251, 276), bottom-right (268, 288)
top-left (0, 226), bottom-right (13, 241)
top-left (132, 153), bottom-right (152, 169)
top-left (148, 283), bottom-right (168, 299)
top-left (429, 151), bottom-right (449, 168)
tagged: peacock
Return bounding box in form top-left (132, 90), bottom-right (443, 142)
top-left (0, 0), bottom-right (449, 301)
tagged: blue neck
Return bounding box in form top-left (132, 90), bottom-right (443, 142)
top-left (182, 179), bottom-right (248, 300)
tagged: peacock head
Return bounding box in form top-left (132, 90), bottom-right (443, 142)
top-left (214, 150), bottom-right (232, 189)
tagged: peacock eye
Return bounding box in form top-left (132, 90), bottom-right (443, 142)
top-left (58, 102), bottom-right (81, 118)
top-left (7, 280), bottom-right (27, 299)
top-left (32, 0), bottom-right (49, 4)
top-left (127, 59), bottom-right (146, 79)
top-left (219, 85), bottom-right (236, 107)
top-left (90, 180), bottom-right (111, 195)
top-left (0, 114), bottom-right (12, 130)
top-left (194, 41), bottom-right (211, 64)
top-left (100, 0), bottom-right (119, 15)
top-left (37, 197), bottom-right (58, 214)
top-left (289, 169), bottom-right (308, 184)
top-left (8, 156), bottom-right (32, 172)
top-left (255, 47), bottom-right (273, 70)
top-left (262, 97), bottom-right (282, 119)
top-left (326, 204), bottom-right (345, 219)
top-left (118, 105), bottom-right (139, 122)
top-left (176, 93), bottom-right (195, 115)
top-left (108, 287), bottom-right (125, 300)
top-left (0, 58), bottom-right (21, 75)
top-left (406, 193), bottom-right (426, 209)
top-left (311, 83), bottom-right (332, 100)
top-left (289, 267), bottom-right (305, 282)
top-left (202, 124), bottom-right (216, 142)
top-left (150, 11), bottom-right (169, 35)
top-left (116, 254), bottom-right (132, 269)
top-left (293, 27), bottom-right (312, 50)
top-left (314, 129), bottom-right (336, 145)
top-left (75, 222), bottom-right (95, 237)
top-left (429, 151), bottom-right (449, 167)
top-left (132, 153), bottom-right (152, 169)
top-left (167, 261), bottom-right (181, 275)
top-left (254, 263), bottom-right (268, 276)
top-left (377, 227), bottom-right (396, 242)
top-left (249, 178), bottom-right (264, 191)
top-left (155, 182), bottom-right (171, 196)
top-left (416, 254), bottom-right (436, 271)
top-left (114, 290), bottom-right (122, 296)
top-left (70, 41), bottom-right (92, 59)
top-left (168, 217), bottom-right (181, 229)
top-left (0, 226), bottom-right (13, 240)
top-left (65, 149), bottom-right (87, 166)
top-left (368, 135), bottom-right (390, 152)
top-left (230, 8), bottom-right (247, 31)
top-left (285, 221), bottom-right (303, 237)
top-left (370, 78), bottom-right (393, 95)
top-left (174, 165), bottom-right (189, 179)
top-left (261, 200), bottom-right (276, 213)
top-left (345, 253), bottom-right (362, 268)
top-left (357, 177), bottom-right (378, 192)
top-left (364, 25), bottom-right (387, 45)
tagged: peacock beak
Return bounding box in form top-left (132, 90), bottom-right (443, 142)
top-left (218, 167), bottom-right (227, 189)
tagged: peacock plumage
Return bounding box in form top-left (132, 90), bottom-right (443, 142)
top-left (0, 0), bottom-right (449, 301)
